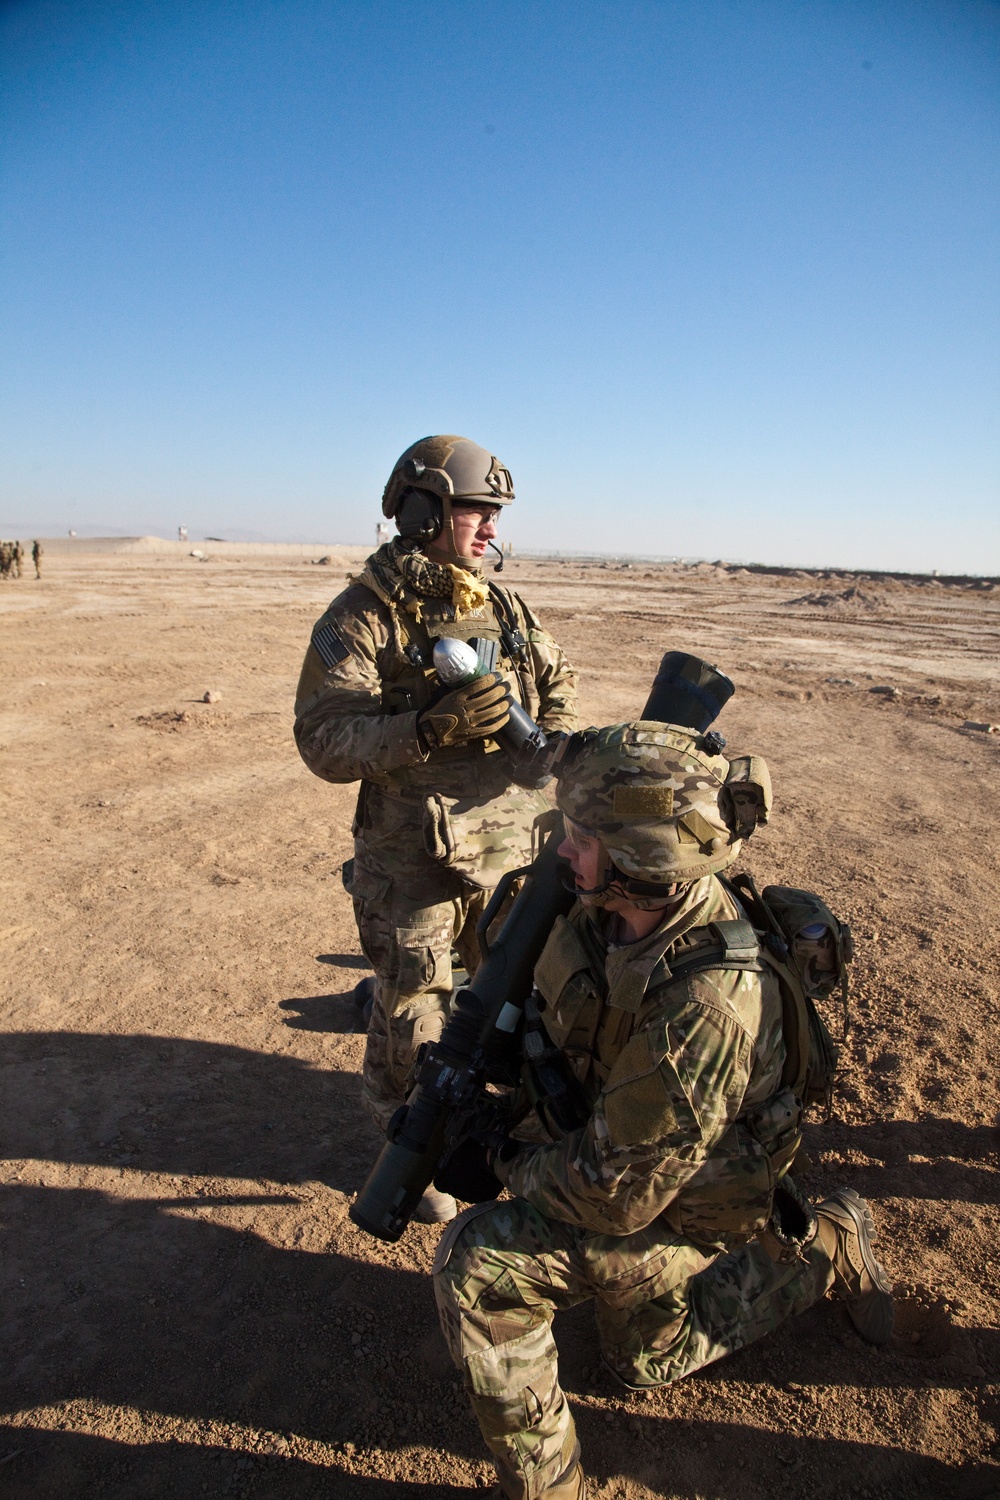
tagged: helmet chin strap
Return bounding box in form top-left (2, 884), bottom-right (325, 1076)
top-left (428, 497), bottom-right (483, 573)
top-left (560, 845), bottom-right (618, 904)
top-left (561, 846), bottom-right (681, 912)
top-left (560, 870), bottom-right (615, 902)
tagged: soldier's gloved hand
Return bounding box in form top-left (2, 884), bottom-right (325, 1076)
top-left (417, 672), bottom-right (511, 752)
top-left (434, 1137), bottom-right (504, 1205)
top-left (509, 729), bottom-right (568, 790)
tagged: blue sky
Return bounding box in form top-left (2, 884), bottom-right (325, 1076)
top-left (1, 0), bottom-right (998, 570)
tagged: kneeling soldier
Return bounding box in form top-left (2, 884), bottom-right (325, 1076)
top-left (434, 721), bottom-right (893, 1499)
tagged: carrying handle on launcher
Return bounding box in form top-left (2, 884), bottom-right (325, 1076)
top-left (477, 863), bottom-right (533, 963)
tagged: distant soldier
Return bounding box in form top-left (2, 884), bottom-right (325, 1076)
top-left (11, 540), bottom-right (23, 578)
top-left (32, 540), bottom-right (42, 579)
top-left (375, 520), bottom-right (390, 547)
top-left (0, 542), bottom-right (11, 580)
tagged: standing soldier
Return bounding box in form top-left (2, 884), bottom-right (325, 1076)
top-left (11, 540), bottom-right (24, 578)
top-left (294, 435), bottom-right (578, 1222)
top-left (434, 722), bottom-right (893, 1498)
top-left (32, 540), bottom-right (42, 579)
top-left (0, 542), bottom-right (11, 580)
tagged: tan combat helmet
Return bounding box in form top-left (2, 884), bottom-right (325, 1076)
top-left (381, 435), bottom-right (514, 568)
top-left (555, 721), bottom-right (772, 903)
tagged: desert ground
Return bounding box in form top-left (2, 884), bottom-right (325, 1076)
top-left (1, 547), bottom-right (998, 1500)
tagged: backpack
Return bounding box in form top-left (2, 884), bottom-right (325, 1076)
top-left (724, 872), bottom-right (853, 1115)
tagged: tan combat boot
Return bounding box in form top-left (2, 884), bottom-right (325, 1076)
top-left (491, 1460), bottom-right (586, 1499)
top-left (546, 1463), bottom-right (586, 1498)
top-left (413, 1186), bottom-right (457, 1223)
top-left (816, 1188), bottom-right (894, 1345)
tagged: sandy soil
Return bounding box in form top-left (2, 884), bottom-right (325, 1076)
top-left (1, 551), bottom-right (998, 1500)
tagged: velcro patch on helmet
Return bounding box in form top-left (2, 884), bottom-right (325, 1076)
top-left (612, 785), bottom-right (674, 817)
top-left (677, 809), bottom-right (721, 848)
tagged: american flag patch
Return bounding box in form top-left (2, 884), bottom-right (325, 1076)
top-left (312, 620), bottom-right (350, 669)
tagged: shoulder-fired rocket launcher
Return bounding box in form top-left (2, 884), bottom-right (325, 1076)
top-left (349, 650), bottom-right (736, 1243)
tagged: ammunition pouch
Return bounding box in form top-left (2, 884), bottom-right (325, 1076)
top-left (421, 785), bottom-right (546, 890)
top-left (745, 1085), bottom-right (803, 1181)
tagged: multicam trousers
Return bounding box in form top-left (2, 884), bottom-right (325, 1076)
top-left (350, 776), bottom-right (534, 1131)
top-left (352, 849), bottom-right (492, 1132)
top-left (434, 1198), bottom-right (837, 1500)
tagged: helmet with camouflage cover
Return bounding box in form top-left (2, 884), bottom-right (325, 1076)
top-left (555, 721), bottom-right (772, 900)
top-left (381, 435), bottom-right (514, 568)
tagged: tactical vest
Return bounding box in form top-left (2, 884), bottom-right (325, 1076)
top-left (519, 880), bottom-right (850, 1244)
top-left (362, 576), bottom-right (540, 750)
top-left (353, 574), bottom-right (550, 878)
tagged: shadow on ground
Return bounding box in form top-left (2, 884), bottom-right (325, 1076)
top-left (279, 994), bottom-right (367, 1033)
top-left (316, 953), bottom-right (372, 969)
top-left (1, 1414), bottom-right (995, 1500)
top-left (0, 1032), bottom-right (994, 1499)
top-left (801, 1117), bottom-right (1000, 1205)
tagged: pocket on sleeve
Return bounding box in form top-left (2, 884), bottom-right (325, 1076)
top-left (601, 1031), bottom-right (697, 1149)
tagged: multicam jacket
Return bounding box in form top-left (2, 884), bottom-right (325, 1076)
top-left (497, 875), bottom-right (794, 1246)
top-left (294, 540), bottom-right (578, 885)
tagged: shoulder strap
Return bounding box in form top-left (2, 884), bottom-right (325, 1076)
top-left (758, 946), bottom-right (813, 1103)
top-left (722, 871), bottom-right (830, 1105)
top-left (663, 909), bottom-right (812, 1105)
top-left (660, 918), bottom-right (762, 986)
top-left (487, 582), bottom-right (530, 668)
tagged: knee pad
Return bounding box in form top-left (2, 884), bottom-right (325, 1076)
top-left (388, 1003), bottom-right (446, 1070)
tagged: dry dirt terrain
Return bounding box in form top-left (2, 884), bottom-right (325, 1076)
top-left (1, 549), bottom-right (999, 1500)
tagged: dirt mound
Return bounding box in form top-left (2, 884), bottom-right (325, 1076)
top-left (788, 585), bottom-right (890, 611)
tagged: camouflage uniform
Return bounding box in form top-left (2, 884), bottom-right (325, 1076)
top-left (32, 540), bottom-right (42, 579)
top-left (433, 724), bottom-right (843, 1498)
top-left (434, 882), bottom-right (844, 1496)
top-left (294, 538), bottom-right (577, 1129)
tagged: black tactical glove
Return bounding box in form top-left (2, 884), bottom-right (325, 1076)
top-left (508, 729), bottom-right (568, 790)
top-left (434, 1136), bottom-right (504, 1205)
top-left (417, 672), bottom-right (511, 752)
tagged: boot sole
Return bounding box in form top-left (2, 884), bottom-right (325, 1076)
top-left (825, 1188), bottom-right (894, 1346)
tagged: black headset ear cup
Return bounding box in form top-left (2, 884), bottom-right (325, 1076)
top-left (395, 488), bottom-right (443, 542)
